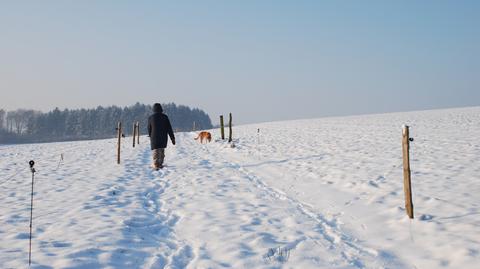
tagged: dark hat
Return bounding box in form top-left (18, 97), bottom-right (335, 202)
top-left (153, 103), bottom-right (163, 113)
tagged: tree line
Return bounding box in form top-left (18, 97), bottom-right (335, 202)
top-left (0, 103), bottom-right (212, 144)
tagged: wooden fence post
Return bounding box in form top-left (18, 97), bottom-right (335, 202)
top-left (117, 122), bottom-right (122, 164)
top-left (136, 122), bottom-right (140, 144)
top-left (402, 125), bottom-right (414, 219)
top-left (193, 121), bottom-right (196, 131)
top-left (133, 122), bottom-right (136, 148)
top-left (220, 115), bottom-right (225, 140)
top-left (228, 113), bottom-right (232, 143)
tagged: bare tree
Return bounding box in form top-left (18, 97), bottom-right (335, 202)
top-left (6, 111), bottom-right (14, 133)
top-left (6, 109), bottom-right (35, 135)
top-left (0, 109), bottom-right (5, 130)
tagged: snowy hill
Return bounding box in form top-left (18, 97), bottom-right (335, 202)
top-left (1, 107), bottom-right (479, 268)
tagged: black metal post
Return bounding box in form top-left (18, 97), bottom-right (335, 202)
top-left (28, 160), bottom-right (36, 266)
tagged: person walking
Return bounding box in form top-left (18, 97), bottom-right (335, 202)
top-left (148, 103), bottom-right (175, 170)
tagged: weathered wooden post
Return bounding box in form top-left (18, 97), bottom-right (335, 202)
top-left (228, 113), bottom-right (232, 143)
top-left (193, 121), bottom-right (196, 131)
top-left (132, 122), bottom-right (136, 148)
top-left (220, 115), bottom-right (225, 140)
top-left (402, 125), bottom-right (414, 219)
top-left (117, 122), bottom-right (122, 164)
top-left (136, 122), bottom-right (140, 145)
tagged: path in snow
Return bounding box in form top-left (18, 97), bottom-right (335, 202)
top-left (1, 133), bottom-right (407, 269)
top-left (154, 132), bottom-right (407, 268)
top-left (1, 139), bottom-right (194, 269)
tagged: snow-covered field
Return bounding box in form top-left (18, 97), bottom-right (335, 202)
top-left (1, 107), bottom-right (479, 269)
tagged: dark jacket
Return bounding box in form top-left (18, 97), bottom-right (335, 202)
top-left (148, 106), bottom-right (175, 150)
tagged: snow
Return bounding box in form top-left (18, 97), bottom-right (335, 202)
top-left (1, 106), bottom-right (479, 268)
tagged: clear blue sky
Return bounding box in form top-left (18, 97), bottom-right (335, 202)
top-left (1, 1), bottom-right (479, 124)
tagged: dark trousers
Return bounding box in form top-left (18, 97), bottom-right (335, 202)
top-left (152, 148), bottom-right (165, 168)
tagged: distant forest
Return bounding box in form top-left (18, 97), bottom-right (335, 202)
top-left (0, 103), bottom-right (212, 144)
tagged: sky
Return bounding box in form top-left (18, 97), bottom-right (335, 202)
top-left (1, 1), bottom-right (479, 124)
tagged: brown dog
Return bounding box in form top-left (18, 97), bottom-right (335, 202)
top-left (194, 131), bottom-right (212, 144)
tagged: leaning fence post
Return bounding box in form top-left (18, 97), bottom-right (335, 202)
top-left (220, 115), bottom-right (225, 140)
top-left (117, 122), bottom-right (122, 164)
top-left (228, 113), bottom-right (233, 143)
top-left (402, 125), bottom-right (414, 219)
